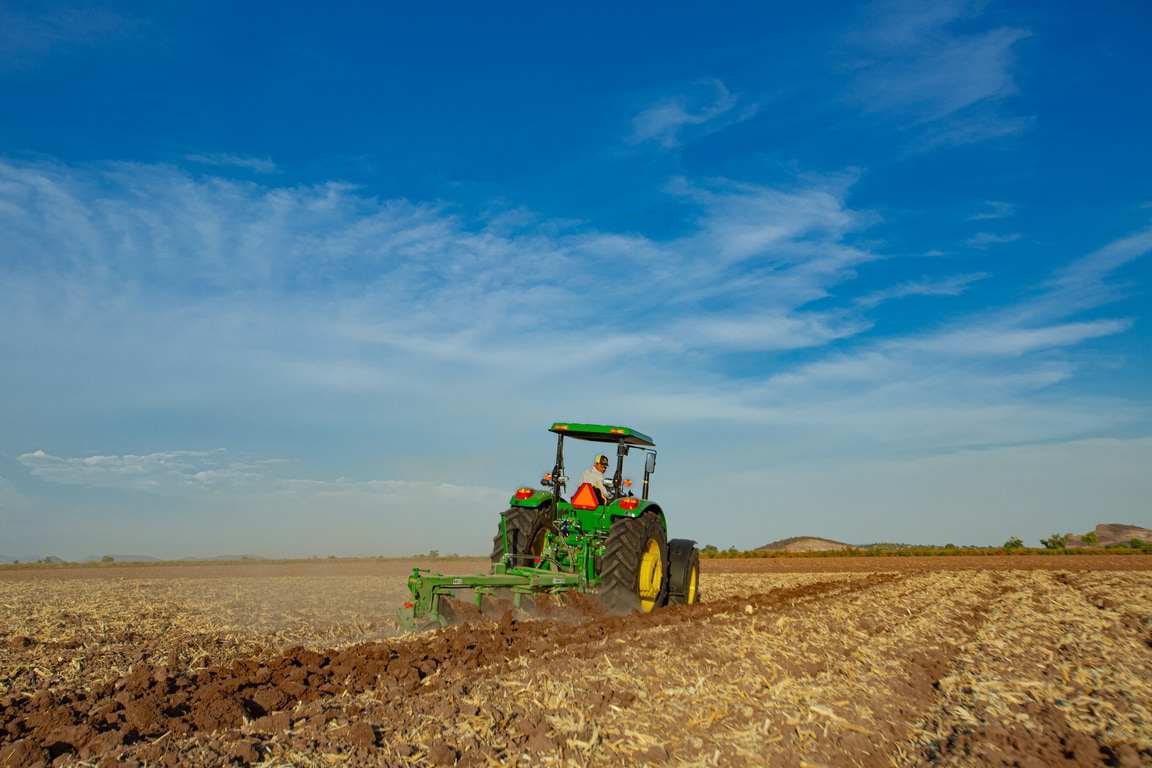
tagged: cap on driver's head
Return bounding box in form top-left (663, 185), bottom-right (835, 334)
top-left (595, 454), bottom-right (609, 467)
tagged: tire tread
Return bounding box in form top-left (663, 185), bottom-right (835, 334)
top-left (599, 511), bottom-right (669, 613)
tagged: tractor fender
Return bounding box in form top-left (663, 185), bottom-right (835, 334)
top-left (608, 500), bottom-right (666, 531)
top-left (509, 489), bottom-right (554, 509)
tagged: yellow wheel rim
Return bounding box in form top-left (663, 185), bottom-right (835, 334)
top-left (531, 528), bottom-right (550, 557)
top-left (686, 564), bottom-right (698, 604)
top-left (638, 538), bottom-right (663, 612)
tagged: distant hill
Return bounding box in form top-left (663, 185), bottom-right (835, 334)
top-left (1066, 523), bottom-right (1152, 548)
top-left (1, 554), bottom-right (68, 564)
top-left (757, 522), bottom-right (1152, 554)
top-left (186, 555), bottom-right (266, 562)
top-left (1093, 523), bottom-right (1152, 546)
top-left (756, 536), bottom-right (853, 553)
top-left (83, 555), bottom-right (161, 563)
top-left (77, 555), bottom-right (265, 563)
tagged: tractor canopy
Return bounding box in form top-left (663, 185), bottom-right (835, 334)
top-left (549, 422), bottom-right (655, 447)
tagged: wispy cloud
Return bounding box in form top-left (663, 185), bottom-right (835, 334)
top-left (1050, 226), bottom-right (1152, 294)
top-left (917, 112), bottom-right (1034, 150)
top-left (1036, 225), bottom-right (1152, 320)
top-left (19, 449), bottom-right (240, 492)
top-left (670, 175), bottom-right (871, 266)
top-left (678, 221), bottom-right (1152, 463)
top-left (0, 159), bottom-right (879, 374)
top-left (675, 310), bottom-right (869, 352)
top-left (969, 201), bottom-right (1017, 220)
top-left (850, 0), bottom-right (1031, 145)
top-left (186, 153), bottom-right (278, 174)
top-left (855, 272), bottom-right (988, 308)
top-left (906, 319), bottom-right (1132, 358)
top-left (1, 155), bottom-right (1147, 556)
top-left (14, 449), bottom-right (511, 557)
top-left (1, 157), bottom-right (1145, 478)
top-left (0, 4), bottom-right (138, 71)
top-left (19, 448), bottom-right (505, 500)
top-left (968, 231), bottom-right (1022, 247)
top-left (629, 79), bottom-right (756, 148)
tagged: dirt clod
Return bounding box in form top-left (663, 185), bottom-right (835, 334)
top-left (229, 739), bottom-right (260, 764)
top-left (427, 738), bottom-right (458, 766)
top-left (348, 720), bottom-right (376, 749)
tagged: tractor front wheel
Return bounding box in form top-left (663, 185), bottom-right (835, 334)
top-left (490, 506), bottom-right (554, 567)
top-left (599, 511), bottom-right (669, 614)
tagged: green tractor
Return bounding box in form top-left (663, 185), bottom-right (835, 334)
top-left (398, 422), bottom-right (700, 630)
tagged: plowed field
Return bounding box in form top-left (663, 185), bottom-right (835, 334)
top-left (2, 556), bottom-right (1150, 767)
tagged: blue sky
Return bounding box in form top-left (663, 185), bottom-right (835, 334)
top-left (1, 1), bottom-right (1150, 560)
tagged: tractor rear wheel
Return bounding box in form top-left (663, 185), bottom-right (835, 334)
top-left (667, 539), bottom-right (700, 606)
top-left (490, 506), bottom-right (554, 567)
top-left (599, 511), bottom-right (669, 614)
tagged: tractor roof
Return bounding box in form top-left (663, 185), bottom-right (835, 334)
top-left (549, 422), bottom-right (655, 447)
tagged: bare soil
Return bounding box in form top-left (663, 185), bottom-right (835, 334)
top-left (2, 556), bottom-right (1150, 767)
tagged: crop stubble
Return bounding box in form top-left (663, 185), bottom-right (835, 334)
top-left (1, 557), bottom-right (1149, 767)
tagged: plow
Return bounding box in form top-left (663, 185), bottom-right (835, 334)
top-left (398, 422), bottom-right (700, 630)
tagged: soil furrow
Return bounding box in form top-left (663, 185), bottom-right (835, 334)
top-left (3, 558), bottom-right (1150, 767)
top-left (907, 570), bottom-right (1152, 767)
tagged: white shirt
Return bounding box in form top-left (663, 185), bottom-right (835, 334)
top-left (580, 465), bottom-right (610, 501)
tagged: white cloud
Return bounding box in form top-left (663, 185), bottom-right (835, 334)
top-left (908, 320), bottom-right (1132, 358)
top-left (969, 201), bottom-right (1017, 220)
top-left (0, 4), bottom-right (137, 71)
top-left (671, 175), bottom-right (872, 267)
top-left (1049, 226), bottom-right (1152, 297)
top-left (677, 311), bottom-right (869, 352)
top-left (2, 159), bottom-right (1142, 430)
top-left (916, 113), bottom-right (1034, 150)
top-left (1, 158), bottom-right (1148, 556)
top-left (679, 224), bottom-right (1152, 457)
top-left (867, 26), bottom-right (1029, 118)
top-left (1004, 225), bottom-right (1152, 327)
top-left (968, 231), bottom-right (1022, 247)
top-left (19, 449), bottom-right (251, 492)
top-left (776, 223), bottom-right (1148, 387)
top-left (0, 159), bottom-right (882, 384)
top-left (18, 448), bottom-right (504, 501)
top-left (1, 159), bottom-right (1143, 422)
top-left (855, 272), bottom-right (987, 308)
top-left (12, 448), bottom-right (510, 558)
top-left (850, 0), bottom-right (1031, 144)
top-left (630, 79), bottom-right (755, 148)
top-left (186, 153), bottom-right (278, 174)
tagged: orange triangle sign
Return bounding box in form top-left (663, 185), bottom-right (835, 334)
top-left (571, 483), bottom-right (600, 510)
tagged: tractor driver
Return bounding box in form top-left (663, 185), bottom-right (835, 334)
top-left (581, 454), bottom-right (612, 505)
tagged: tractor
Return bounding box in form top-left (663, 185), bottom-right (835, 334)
top-left (398, 422), bottom-right (700, 630)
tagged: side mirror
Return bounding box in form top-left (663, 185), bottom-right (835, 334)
top-left (645, 452), bottom-right (657, 474)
